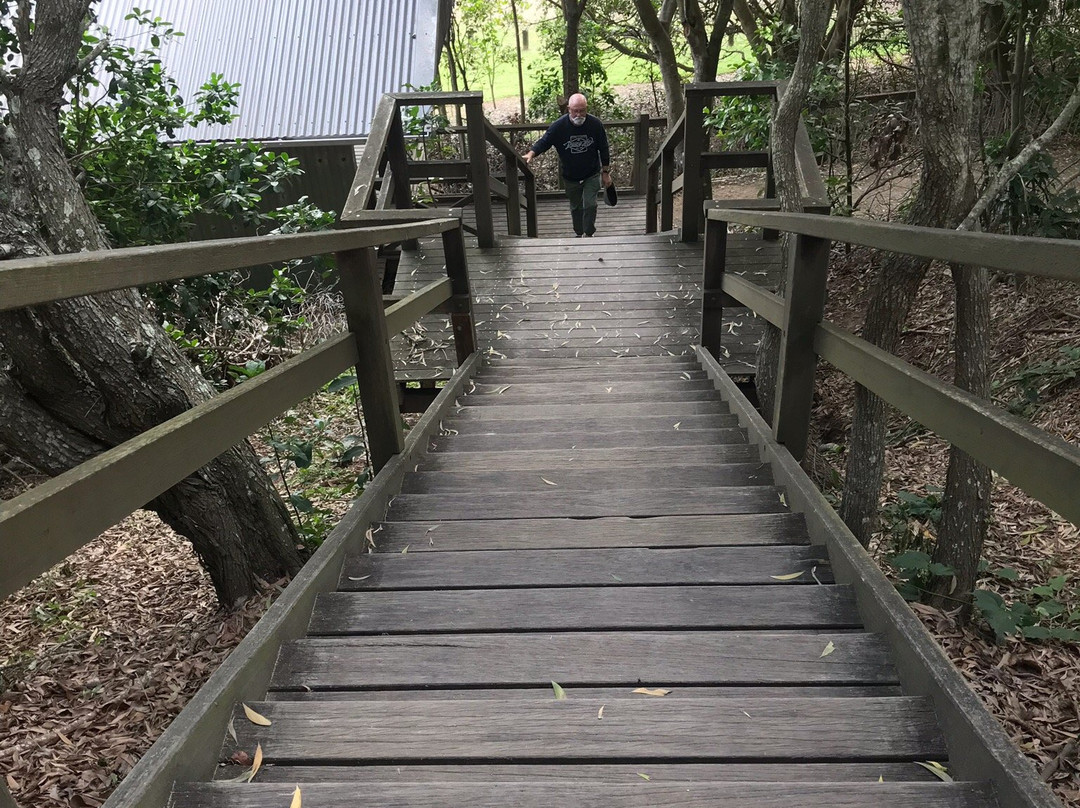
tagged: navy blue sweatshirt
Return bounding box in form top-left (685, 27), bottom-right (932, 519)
top-left (529, 114), bottom-right (610, 182)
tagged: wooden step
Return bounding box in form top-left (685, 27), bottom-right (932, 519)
top-left (399, 463), bottom-right (771, 493)
top-left (270, 630), bottom-right (887, 691)
top-left (308, 585), bottom-right (860, 634)
top-left (338, 545), bottom-right (823, 588)
top-left (176, 780), bottom-right (992, 807)
top-left (373, 514), bottom-right (807, 552)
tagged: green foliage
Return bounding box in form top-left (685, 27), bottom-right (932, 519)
top-left (451, 0), bottom-right (512, 98)
top-left (982, 146), bottom-right (1080, 238)
top-left (888, 550), bottom-right (955, 602)
top-left (881, 487), bottom-right (943, 552)
top-left (993, 346), bottom-right (1080, 416)
top-left (67, 10), bottom-right (305, 247)
top-left (973, 571), bottom-right (1080, 644)
top-left (263, 383), bottom-right (373, 551)
top-left (881, 488), bottom-right (949, 601)
top-left (527, 17), bottom-right (628, 121)
top-left (703, 57), bottom-right (841, 156)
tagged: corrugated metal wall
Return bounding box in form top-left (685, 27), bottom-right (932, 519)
top-left (92, 0), bottom-right (442, 141)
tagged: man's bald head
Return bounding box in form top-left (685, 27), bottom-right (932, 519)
top-left (568, 93), bottom-right (588, 113)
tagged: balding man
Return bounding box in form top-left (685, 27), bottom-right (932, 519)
top-left (523, 93), bottom-right (612, 237)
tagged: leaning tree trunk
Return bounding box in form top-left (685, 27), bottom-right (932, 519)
top-left (839, 0), bottom-right (979, 545)
top-left (632, 0), bottom-right (685, 125)
top-left (755, 0), bottom-right (830, 424)
top-left (680, 0), bottom-right (737, 82)
top-left (0, 0), bottom-right (302, 608)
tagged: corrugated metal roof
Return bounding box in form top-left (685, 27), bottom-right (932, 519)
top-left (92, 0), bottom-right (442, 141)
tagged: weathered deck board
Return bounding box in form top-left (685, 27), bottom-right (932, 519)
top-left (337, 545), bottom-right (823, 588)
top-left (218, 761), bottom-right (934, 782)
top-left (440, 414), bottom-right (739, 435)
top-left (179, 781), bottom-right (990, 808)
top-left (389, 226), bottom-right (776, 378)
top-left (385, 486), bottom-right (784, 520)
top-left (448, 401), bottom-right (731, 419)
top-left (271, 630), bottom-right (882, 690)
top-left (226, 696), bottom-right (945, 761)
top-left (426, 429), bottom-right (749, 453)
top-left (374, 513), bottom-right (807, 551)
top-left (399, 463), bottom-right (772, 492)
top-left (309, 585), bottom-right (860, 634)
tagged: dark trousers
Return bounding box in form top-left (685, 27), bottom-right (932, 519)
top-left (565, 172), bottom-right (601, 235)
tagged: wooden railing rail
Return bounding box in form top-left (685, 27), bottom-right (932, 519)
top-left (702, 206), bottom-right (1080, 530)
top-left (0, 216), bottom-right (475, 601)
top-left (340, 92), bottom-right (538, 247)
top-left (646, 81), bottom-right (829, 240)
top-left (452, 115), bottom-right (664, 196)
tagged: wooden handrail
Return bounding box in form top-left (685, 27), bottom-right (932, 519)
top-left (707, 207), bottom-right (1080, 281)
top-left (0, 220), bottom-right (459, 311)
top-left (0, 217), bottom-right (477, 600)
top-left (702, 208), bottom-right (1080, 529)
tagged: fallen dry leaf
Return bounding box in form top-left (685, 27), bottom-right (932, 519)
top-left (770, 571), bottom-right (805, 581)
top-left (290, 785), bottom-right (302, 808)
top-left (242, 703), bottom-right (272, 727)
top-left (820, 641), bottom-right (836, 658)
top-left (632, 687), bottom-right (671, 697)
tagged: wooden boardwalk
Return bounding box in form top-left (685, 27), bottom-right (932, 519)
top-left (389, 196), bottom-right (780, 379)
top-left (174, 354), bottom-right (996, 807)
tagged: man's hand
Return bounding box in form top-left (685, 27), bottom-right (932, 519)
top-left (601, 169), bottom-right (612, 188)
top-left (523, 150), bottom-right (535, 164)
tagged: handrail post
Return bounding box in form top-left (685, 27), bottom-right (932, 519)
top-left (646, 161), bottom-right (658, 233)
top-left (336, 246), bottom-right (404, 473)
top-left (682, 88), bottom-right (707, 241)
top-left (701, 213), bottom-right (736, 359)
top-left (523, 170), bottom-right (538, 237)
top-left (504, 159), bottom-right (522, 236)
top-left (440, 220), bottom-right (477, 364)
top-left (464, 97), bottom-right (495, 248)
top-left (633, 113), bottom-right (650, 194)
top-left (660, 147), bottom-right (675, 231)
top-left (772, 232), bottom-right (831, 461)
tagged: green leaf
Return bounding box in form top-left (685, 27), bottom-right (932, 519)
top-left (551, 681), bottom-right (567, 700)
top-left (928, 563), bottom-right (955, 577)
top-left (889, 551), bottom-right (932, 571)
top-left (288, 494), bottom-right (314, 514)
top-left (338, 445), bottom-right (367, 466)
top-left (1048, 627), bottom-right (1080, 642)
top-left (327, 374), bottom-right (357, 393)
top-left (991, 567), bottom-right (1019, 581)
top-left (1020, 625), bottom-right (1051, 639)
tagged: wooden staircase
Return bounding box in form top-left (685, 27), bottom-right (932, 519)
top-left (170, 355), bottom-right (997, 808)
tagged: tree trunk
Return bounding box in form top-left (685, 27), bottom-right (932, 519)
top-left (680, 0), bottom-right (737, 82)
top-left (632, 0), bottom-right (685, 125)
top-left (561, 0), bottom-right (588, 100)
top-left (0, 0), bottom-right (302, 608)
top-left (755, 0), bottom-right (830, 423)
top-left (511, 0), bottom-right (527, 120)
top-left (839, 0), bottom-right (979, 545)
top-left (930, 264), bottom-right (992, 612)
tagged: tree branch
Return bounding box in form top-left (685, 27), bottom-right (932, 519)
top-left (959, 79), bottom-right (1080, 232)
top-left (14, 0), bottom-right (33, 54)
top-left (75, 37), bottom-right (110, 75)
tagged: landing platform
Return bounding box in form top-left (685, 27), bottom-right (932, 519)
top-left (387, 227), bottom-right (782, 380)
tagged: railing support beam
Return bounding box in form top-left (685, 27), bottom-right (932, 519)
top-left (772, 233), bottom-right (831, 461)
top-left (701, 215), bottom-right (740, 359)
top-left (441, 221), bottom-right (477, 365)
top-left (336, 247), bottom-right (404, 472)
top-left (681, 89), bottom-right (707, 241)
top-left (464, 97), bottom-right (495, 248)
top-left (633, 113), bottom-right (650, 194)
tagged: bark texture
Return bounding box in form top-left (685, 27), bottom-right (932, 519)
top-left (839, 0), bottom-right (980, 545)
top-left (631, 0), bottom-right (686, 124)
top-left (755, 0), bottom-right (830, 423)
top-left (0, 0), bottom-right (302, 607)
top-left (561, 0), bottom-right (588, 101)
top-left (680, 0), bottom-right (737, 82)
